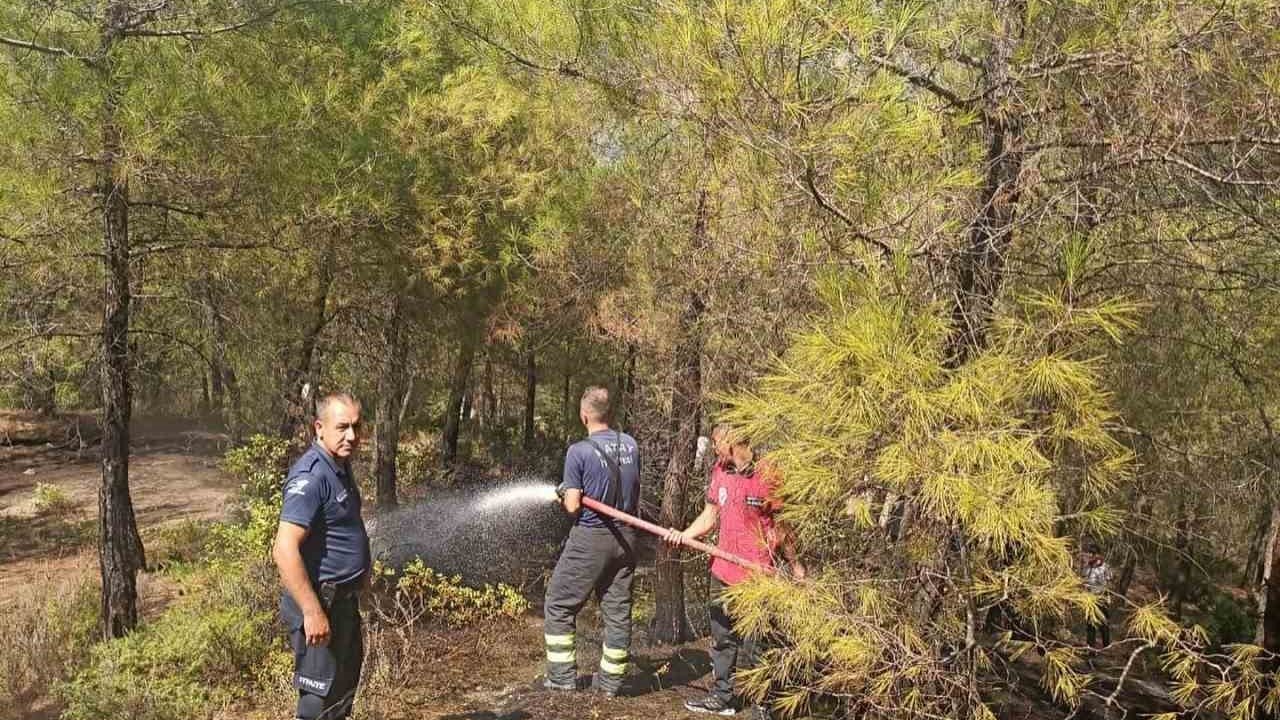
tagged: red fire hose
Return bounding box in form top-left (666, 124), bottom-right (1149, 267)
top-left (579, 496), bottom-right (775, 575)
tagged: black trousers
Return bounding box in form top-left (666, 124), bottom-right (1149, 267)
top-left (709, 576), bottom-right (760, 704)
top-left (543, 524), bottom-right (636, 692)
top-left (281, 590), bottom-right (364, 720)
top-left (1086, 603), bottom-right (1111, 648)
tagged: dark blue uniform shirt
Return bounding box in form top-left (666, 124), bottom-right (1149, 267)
top-left (280, 442), bottom-right (371, 585)
top-left (559, 429), bottom-right (641, 528)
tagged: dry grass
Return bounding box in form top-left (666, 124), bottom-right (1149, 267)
top-left (0, 573), bottom-right (99, 720)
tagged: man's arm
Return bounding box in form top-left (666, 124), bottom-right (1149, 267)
top-left (558, 446), bottom-right (584, 515)
top-left (664, 503), bottom-right (719, 545)
top-left (561, 487), bottom-right (583, 514)
top-left (271, 521), bottom-right (330, 646)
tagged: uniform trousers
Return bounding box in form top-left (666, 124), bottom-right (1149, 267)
top-left (543, 524), bottom-right (636, 693)
top-left (281, 588), bottom-right (363, 720)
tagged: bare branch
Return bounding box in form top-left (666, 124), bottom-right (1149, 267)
top-left (1162, 152), bottom-right (1277, 187)
top-left (868, 54), bottom-right (968, 108)
top-left (799, 164), bottom-right (894, 260)
top-left (0, 35), bottom-right (93, 65)
top-left (1027, 134), bottom-right (1280, 153)
top-left (129, 328), bottom-right (214, 370)
top-left (122, 1), bottom-right (312, 39)
top-left (0, 330), bottom-right (96, 355)
top-left (128, 200), bottom-right (206, 218)
top-left (438, 8), bottom-right (584, 79)
top-left (130, 240), bottom-right (273, 257)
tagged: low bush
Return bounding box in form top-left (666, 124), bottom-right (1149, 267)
top-left (57, 569), bottom-right (278, 720)
top-left (0, 574), bottom-right (99, 720)
top-left (396, 432), bottom-right (437, 486)
top-left (208, 434), bottom-right (291, 566)
top-left (371, 558), bottom-right (530, 628)
top-left (143, 519), bottom-right (214, 572)
top-left (222, 434), bottom-right (291, 508)
top-left (31, 481), bottom-right (76, 515)
top-left (55, 436), bottom-right (291, 720)
top-left (49, 434), bottom-right (536, 720)
top-left (1203, 591), bottom-right (1255, 646)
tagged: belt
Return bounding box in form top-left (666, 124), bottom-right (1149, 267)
top-left (317, 576), bottom-right (362, 609)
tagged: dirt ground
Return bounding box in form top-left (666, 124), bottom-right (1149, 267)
top-left (229, 612), bottom-right (729, 720)
top-left (0, 411), bottom-right (238, 607)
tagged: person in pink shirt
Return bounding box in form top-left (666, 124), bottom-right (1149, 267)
top-left (665, 426), bottom-right (806, 717)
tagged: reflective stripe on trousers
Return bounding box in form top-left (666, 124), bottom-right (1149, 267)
top-left (545, 633), bottom-right (576, 664)
top-left (599, 644), bottom-right (628, 676)
top-left (543, 525), bottom-right (636, 688)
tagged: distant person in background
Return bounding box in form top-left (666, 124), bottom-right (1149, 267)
top-left (666, 427), bottom-right (806, 717)
top-left (272, 393), bottom-right (371, 720)
top-left (543, 386), bottom-right (642, 696)
top-left (1081, 547), bottom-right (1113, 649)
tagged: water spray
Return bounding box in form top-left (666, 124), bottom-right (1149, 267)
top-left (368, 480), bottom-right (776, 585)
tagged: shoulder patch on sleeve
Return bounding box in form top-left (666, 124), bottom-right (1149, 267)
top-left (285, 473), bottom-right (314, 497)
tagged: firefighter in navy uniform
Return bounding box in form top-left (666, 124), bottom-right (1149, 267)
top-left (271, 393), bottom-right (371, 720)
top-left (543, 386), bottom-right (642, 696)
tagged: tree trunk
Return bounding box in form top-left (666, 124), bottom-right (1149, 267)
top-left (523, 350), bottom-right (536, 450)
top-left (652, 290), bottom-right (705, 644)
top-left (1115, 494), bottom-right (1148, 599)
top-left (20, 354), bottom-right (57, 415)
top-left (652, 192), bottom-right (710, 645)
top-left (1245, 502), bottom-right (1272, 588)
top-left (1211, 357), bottom-right (1280, 666)
top-left (944, 1), bottom-right (1026, 365)
top-left (200, 270), bottom-right (240, 437)
top-left (1259, 506), bottom-right (1280, 645)
top-left (1169, 499), bottom-right (1193, 619)
top-left (481, 352), bottom-right (496, 430)
top-left (617, 342), bottom-right (636, 427)
top-left (440, 333), bottom-right (478, 465)
top-left (562, 344), bottom-right (573, 443)
top-left (374, 293), bottom-right (408, 509)
top-left (97, 2), bottom-right (145, 639)
top-left (278, 241), bottom-right (335, 445)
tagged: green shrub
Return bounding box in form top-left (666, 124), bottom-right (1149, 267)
top-left (1204, 592), bottom-right (1255, 646)
top-left (205, 495), bottom-right (280, 568)
top-left (207, 435), bottom-right (292, 566)
top-left (143, 520), bottom-right (214, 573)
top-left (396, 432), bottom-right (446, 487)
top-left (222, 434), bottom-right (291, 507)
top-left (371, 558), bottom-right (530, 628)
top-left (31, 481), bottom-right (76, 515)
top-left (55, 435), bottom-right (292, 720)
top-left (0, 574), bottom-right (99, 720)
top-left (57, 571), bottom-right (277, 720)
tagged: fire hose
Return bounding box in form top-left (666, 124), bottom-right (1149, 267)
top-left (579, 495), bottom-right (775, 575)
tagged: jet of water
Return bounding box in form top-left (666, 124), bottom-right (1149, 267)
top-left (474, 480), bottom-right (559, 512)
top-left (366, 476), bottom-right (570, 588)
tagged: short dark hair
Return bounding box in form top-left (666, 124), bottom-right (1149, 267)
top-left (316, 392), bottom-right (361, 422)
top-left (580, 386), bottom-right (611, 423)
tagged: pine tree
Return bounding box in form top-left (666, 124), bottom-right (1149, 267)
top-left (720, 266), bottom-right (1136, 718)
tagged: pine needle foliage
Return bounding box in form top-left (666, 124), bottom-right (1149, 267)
top-left (719, 267), bottom-right (1137, 719)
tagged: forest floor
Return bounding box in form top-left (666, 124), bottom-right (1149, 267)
top-left (0, 410), bottom-right (236, 608)
top-left (231, 613), bottom-right (734, 720)
top-left (1, 410), bottom-right (1182, 720)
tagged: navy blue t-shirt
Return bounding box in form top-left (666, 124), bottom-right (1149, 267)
top-left (559, 429), bottom-right (641, 527)
top-left (279, 443), bottom-right (371, 585)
